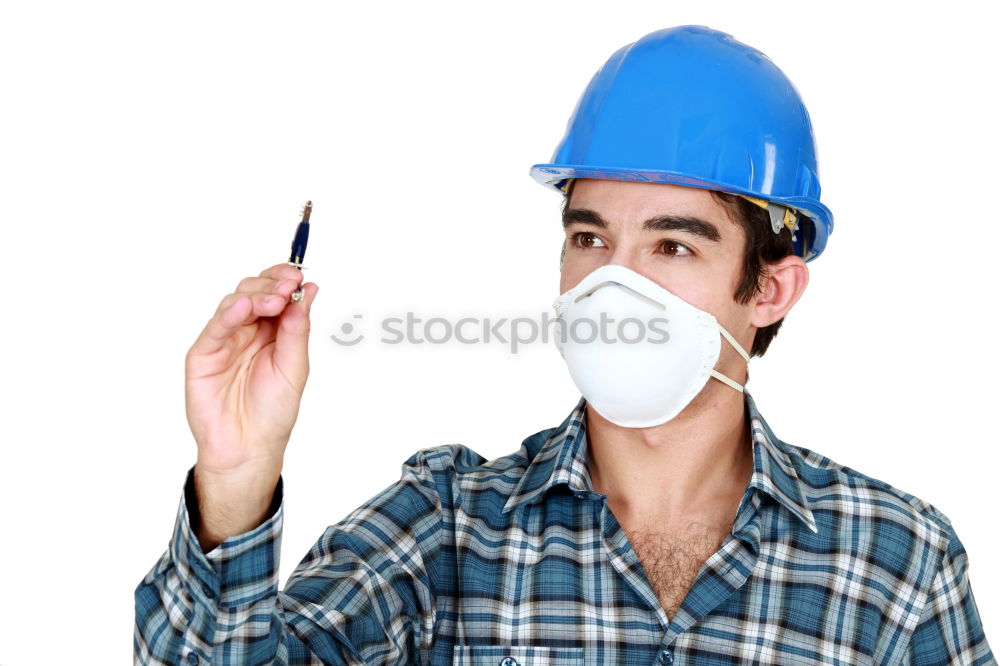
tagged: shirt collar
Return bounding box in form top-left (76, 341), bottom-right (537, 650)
top-left (502, 391), bottom-right (819, 534)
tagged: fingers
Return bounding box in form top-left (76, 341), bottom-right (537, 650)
top-left (258, 262), bottom-right (306, 283)
top-left (189, 265), bottom-right (312, 359)
top-left (235, 275), bottom-right (302, 299)
top-left (188, 294), bottom-right (262, 359)
top-left (272, 281), bottom-right (319, 388)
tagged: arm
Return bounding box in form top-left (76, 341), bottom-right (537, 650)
top-left (134, 468), bottom-right (295, 665)
top-left (135, 448), bottom-right (445, 665)
top-left (133, 260), bottom-right (313, 663)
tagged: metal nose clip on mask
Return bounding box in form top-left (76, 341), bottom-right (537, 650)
top-left (552, 264), bottom-right (751, 428)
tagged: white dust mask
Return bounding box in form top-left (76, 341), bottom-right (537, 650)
top-left (552, 264), bottom-right (751, 428)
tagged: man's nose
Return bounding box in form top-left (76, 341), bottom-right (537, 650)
top-left (606, 241), bottom-right (643, 273)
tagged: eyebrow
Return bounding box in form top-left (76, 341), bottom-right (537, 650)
top-left (562, 207), bottom-right (721, 243)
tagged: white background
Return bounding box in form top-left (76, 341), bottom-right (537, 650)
top-left (1, 0), bottom-right (998, 662)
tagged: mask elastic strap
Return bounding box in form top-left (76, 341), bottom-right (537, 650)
top-left (710, 325), bottom-right (751, 393)
top-left (711, 370), bottom-right (745, 393)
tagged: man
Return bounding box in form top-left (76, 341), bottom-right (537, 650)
top-left (135, 26), bottom-right (995, 664)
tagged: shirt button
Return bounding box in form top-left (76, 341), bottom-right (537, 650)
top-left (186, 652), bottom-right (200, 665)
top-left (657, 648), bottom-right (674, 664)
top-left (499, 658), bottom-right (520, 666)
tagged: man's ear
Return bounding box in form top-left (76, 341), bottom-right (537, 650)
top-left (750, 255), bottom-right (809, 328)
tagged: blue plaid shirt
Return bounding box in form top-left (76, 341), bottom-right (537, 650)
top-left (135, 392), bottom-right (995, 665)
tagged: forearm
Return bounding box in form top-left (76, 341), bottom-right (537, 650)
top-left (135, 448), bottom-right (446, 665)
top-left (134, 467), bottom-right (290, 664)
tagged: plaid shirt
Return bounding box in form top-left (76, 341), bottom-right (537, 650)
top-left (135, 392), bottom-right (995, 665)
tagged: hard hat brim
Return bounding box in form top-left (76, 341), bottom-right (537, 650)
top-left (530, 163), bottom-right (832, 262)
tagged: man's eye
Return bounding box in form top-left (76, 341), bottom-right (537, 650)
top-left (571, 232), bottom-right (607, 249)
top-left (660, 240), bottom-right (693, 256)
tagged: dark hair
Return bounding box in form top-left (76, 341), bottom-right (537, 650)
top-left (559, 178), bottom-right (795, 357)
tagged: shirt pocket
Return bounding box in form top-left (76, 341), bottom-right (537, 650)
top-left (451, 644), bottom-right (584, 666)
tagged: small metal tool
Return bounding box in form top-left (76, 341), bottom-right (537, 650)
top-left (288, 201), bottom-right (311, 303)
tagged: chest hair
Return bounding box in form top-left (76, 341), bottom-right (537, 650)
top-left (625, 522), bottom-right (730, 623)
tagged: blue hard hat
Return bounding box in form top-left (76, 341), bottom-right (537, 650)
top-left (530, 25), bottom-right (833, 261)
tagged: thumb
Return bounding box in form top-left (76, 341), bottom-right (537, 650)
top-left (273, 282), bottom-right (318, 389)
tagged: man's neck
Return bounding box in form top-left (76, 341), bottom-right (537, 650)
top-left (586, 383), bottom-right (754, 529)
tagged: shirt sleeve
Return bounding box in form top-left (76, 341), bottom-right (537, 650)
top-left (904, 524), bottom-right (996, 665)
top-left (134, 447), bottom-right (447, 665)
